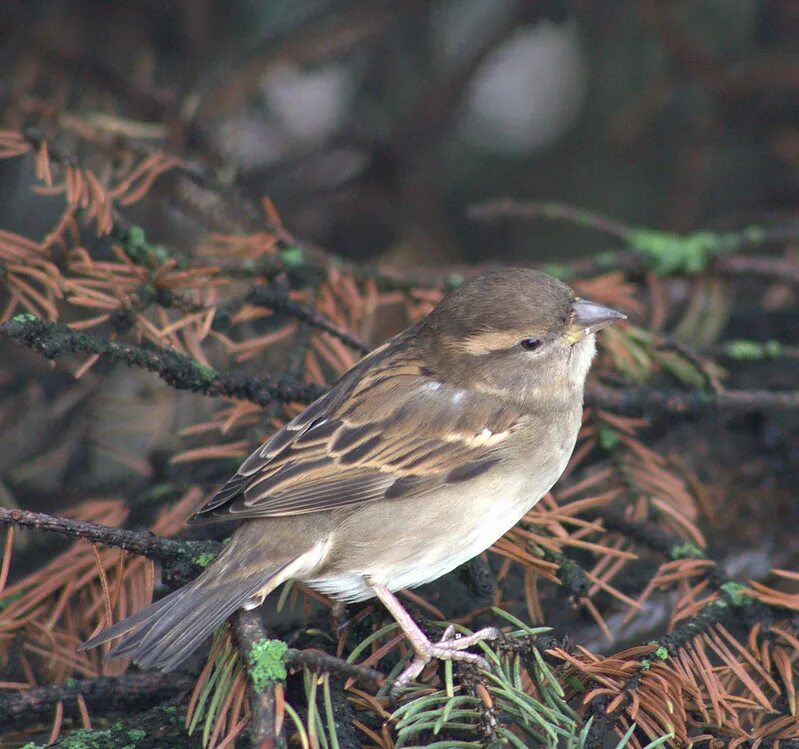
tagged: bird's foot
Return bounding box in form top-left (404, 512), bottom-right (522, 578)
top-left (391, 625), bottom-right (500, 697)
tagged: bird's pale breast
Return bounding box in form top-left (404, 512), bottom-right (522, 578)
top-left (303, 401), bottom-right (583, 602)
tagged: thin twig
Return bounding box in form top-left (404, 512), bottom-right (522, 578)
top-left (657, 335), bottom-right (723, 393)
top-left (467, 199), bottom-right (634, 240)
top-left (0, 506), bottom-right (213, 562)
top-left (286, 648), bottom-right (383, 688)
top-left (468, 198), bottom-right (799, 248)
top-left (468, 198), bottom-right (799, 285)
top-left (586, 384), bottom-right (799, 414)
top-left (245, 285), bottom-right (371, 354)
top-left (596, 506), bottom-right (693, 559)
top-left (715, 253), bottom-right (799, 286)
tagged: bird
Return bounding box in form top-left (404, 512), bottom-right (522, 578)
top-left (80, 268), bottom-right (625, 691)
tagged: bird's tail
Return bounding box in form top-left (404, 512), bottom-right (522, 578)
top-left (79, 535), bottom-right (299, 672)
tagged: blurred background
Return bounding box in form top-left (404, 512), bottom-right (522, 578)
top-left (3, 0), bottom-right (799, 267)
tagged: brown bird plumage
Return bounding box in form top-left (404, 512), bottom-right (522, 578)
top-left (81, 268), bottom-right (624, 689)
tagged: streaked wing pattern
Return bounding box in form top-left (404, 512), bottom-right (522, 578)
top-left (190, 335), bottom-right (520, 523)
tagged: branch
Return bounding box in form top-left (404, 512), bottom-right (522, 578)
top-left (596, 506), bottom-right (695, 559)
top-left (467, 199), bottom-right (634, 240)
top-left (586, 384), bottom-right (799, 414)
top-left (576, 504), bottom-right (797, 748)
top-left (580, 586), bottom-right (768, 749)
top-left (468, 198), bottom-right (799, 284)
top-left (690, 738), bottom-right (799, 749)
top-left (126, 281), bottom-right (372, 354)
top-left (714, 253), bottom-right (799, 286)
top-left (0, 672), bottom-right (193, 729)
top-left (5, 319), bottom-right (798, 426)
top-left (232, 608), bottom-right (286, 749)
top-left (0, 506), bottom-right (215, 562)
top-left (0, 316), bottom-right (325, 406)
top-left (231, 610), bottom-right (383, 748)
top-left (286, 648), bottom-right (383, 688)
top-left (467, 198), bottom-right (799, 248)
top-left (244, 284), bottom-right (371, 354)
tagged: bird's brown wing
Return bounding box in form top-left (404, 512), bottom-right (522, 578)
top-left (190, 339), bottom-right (522, 523)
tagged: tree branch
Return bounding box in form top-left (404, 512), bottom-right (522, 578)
top-left (286, 648), bottom-right (383, 688)
top-left (574, 503), bottom-right (789, 748)
top-left (244, 285), bottom-right (372, 354)
top-left (0, 316), bottom-right (325, 406)
top-left (468, 198), bottom-right (799, 284)
top-left (130, 281), bottom-right (372, 355)
top-left (232, 608), bottom-right (286, 749)
top-left (586, 384), bottom-right (799, 414)
top-left (0, 672), bottom-right (193, 730)
top-left (0, 506), bottom-right (217, 562)
top-left (4, 317), bottom-right (798, 419)
top-left (467, 199), bottom-right (634, 240)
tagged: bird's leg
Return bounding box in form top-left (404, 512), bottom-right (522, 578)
top-left (366, 580), bottom-right (500, 695)
top-left (331, 600), bottom-right (350, 633)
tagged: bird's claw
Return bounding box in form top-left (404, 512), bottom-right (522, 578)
top-left (390, 626), bottom-right (500, 697)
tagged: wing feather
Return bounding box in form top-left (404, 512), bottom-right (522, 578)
top-left (190, 335), bottom-right (521, 524)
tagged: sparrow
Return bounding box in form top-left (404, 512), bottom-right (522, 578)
top-left (81, 268), bottom-right (625, 691)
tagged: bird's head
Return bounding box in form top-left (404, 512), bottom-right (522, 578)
top-left (417, 268), bottom-right (625, 404)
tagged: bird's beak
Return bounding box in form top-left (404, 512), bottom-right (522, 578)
top-left (566, 299), bottom-right (627, 343)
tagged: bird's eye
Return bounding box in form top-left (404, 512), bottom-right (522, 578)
top-left (519, 338), bottom-right (543, 352)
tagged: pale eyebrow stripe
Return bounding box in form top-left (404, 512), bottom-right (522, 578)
top-left (455, 330), bottom-right (530, 354)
